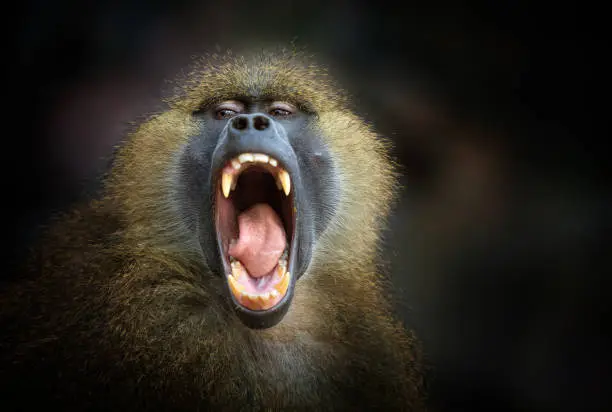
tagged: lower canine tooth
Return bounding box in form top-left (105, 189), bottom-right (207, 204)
top-left (231, 261), bottom-right (245, 280)
top-left (275, 175), bottom-right (283, 190)
top-left (228, 274), bottom-right (244, 297)
top-left (275, 271), bottom-right (290, 295)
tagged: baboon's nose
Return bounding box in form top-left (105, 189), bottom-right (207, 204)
top-left (230, 114), bottom-right (271, 132)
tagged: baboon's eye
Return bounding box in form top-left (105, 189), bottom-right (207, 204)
top-left (269, 102), bottom-right (295, 117)
top-left (214, 101), bottom-right (244, 120)
top-left (216, 109), bottom-right (238, 120)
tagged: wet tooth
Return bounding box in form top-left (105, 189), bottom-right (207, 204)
top-left (257, 277), bottom-right (266, 288)
top-left (253, 154), bottom-right (269, 163)
top-left (238, 153), bottom-right (254, 163)
top-left (278, 169), bottom-right (291, 196)
top-left (231, 176), bottom-right (238, 191)
top-left (222, 173), bottom-right (232, 198)
top-left (231, 159), bottom-right (241, 170)
top-left (269, 158), bottom-right (278, 167)
top-left (270, 290), bottom-right (279, 298)
top-left (275, 175), bottom-right (283, 190)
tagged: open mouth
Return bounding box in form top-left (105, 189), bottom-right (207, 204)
top-left (215, 153), bottom-right (295, 312)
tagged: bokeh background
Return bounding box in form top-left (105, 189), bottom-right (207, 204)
top-left (8, 1), bottom-right (608, 411)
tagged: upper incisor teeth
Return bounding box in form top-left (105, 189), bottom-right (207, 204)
top-left (253, 154), bottom-right (269, 163)
top-left (238, 153), bottom-right (254, 163)
top-left (235, 153), bottom-right (278, 166)
top-left (224, 153), bottom-right (291, 197)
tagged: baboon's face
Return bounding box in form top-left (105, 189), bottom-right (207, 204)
top-left (181, 97), bottom-right (339, 328)
top-left (115, 55), bottom-right (394, 329)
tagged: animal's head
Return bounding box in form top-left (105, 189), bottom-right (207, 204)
top-left (107, 50), bottom-right (397, 329)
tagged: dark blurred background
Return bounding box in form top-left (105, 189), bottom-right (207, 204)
top-left (7, 1), bottom-right (608, 411)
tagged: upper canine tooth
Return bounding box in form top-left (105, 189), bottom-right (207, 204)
top-left (253, 154), bottom-right (269, 163)
top-left (222, 172), bottom-right (233, 198)
top-left (278, 169), bottom-right (291, 196)
top-left (268, 158), bottom-right (278, 167)
top-left (238, 153), bottom-right (254, 163)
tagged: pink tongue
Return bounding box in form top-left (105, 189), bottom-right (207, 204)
top-left (228, 203), bottom-right (286, 278)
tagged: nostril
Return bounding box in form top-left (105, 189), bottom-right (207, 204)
top-left (253, 115), bottom-right (270, 131)
top-left (232, 116), bottom-right (248, 130)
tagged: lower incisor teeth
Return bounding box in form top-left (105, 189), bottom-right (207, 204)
top-left (228, 259), bottom-right (290, 309)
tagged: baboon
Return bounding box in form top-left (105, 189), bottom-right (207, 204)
top-left (1, 49), bottom-right (424, 411)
